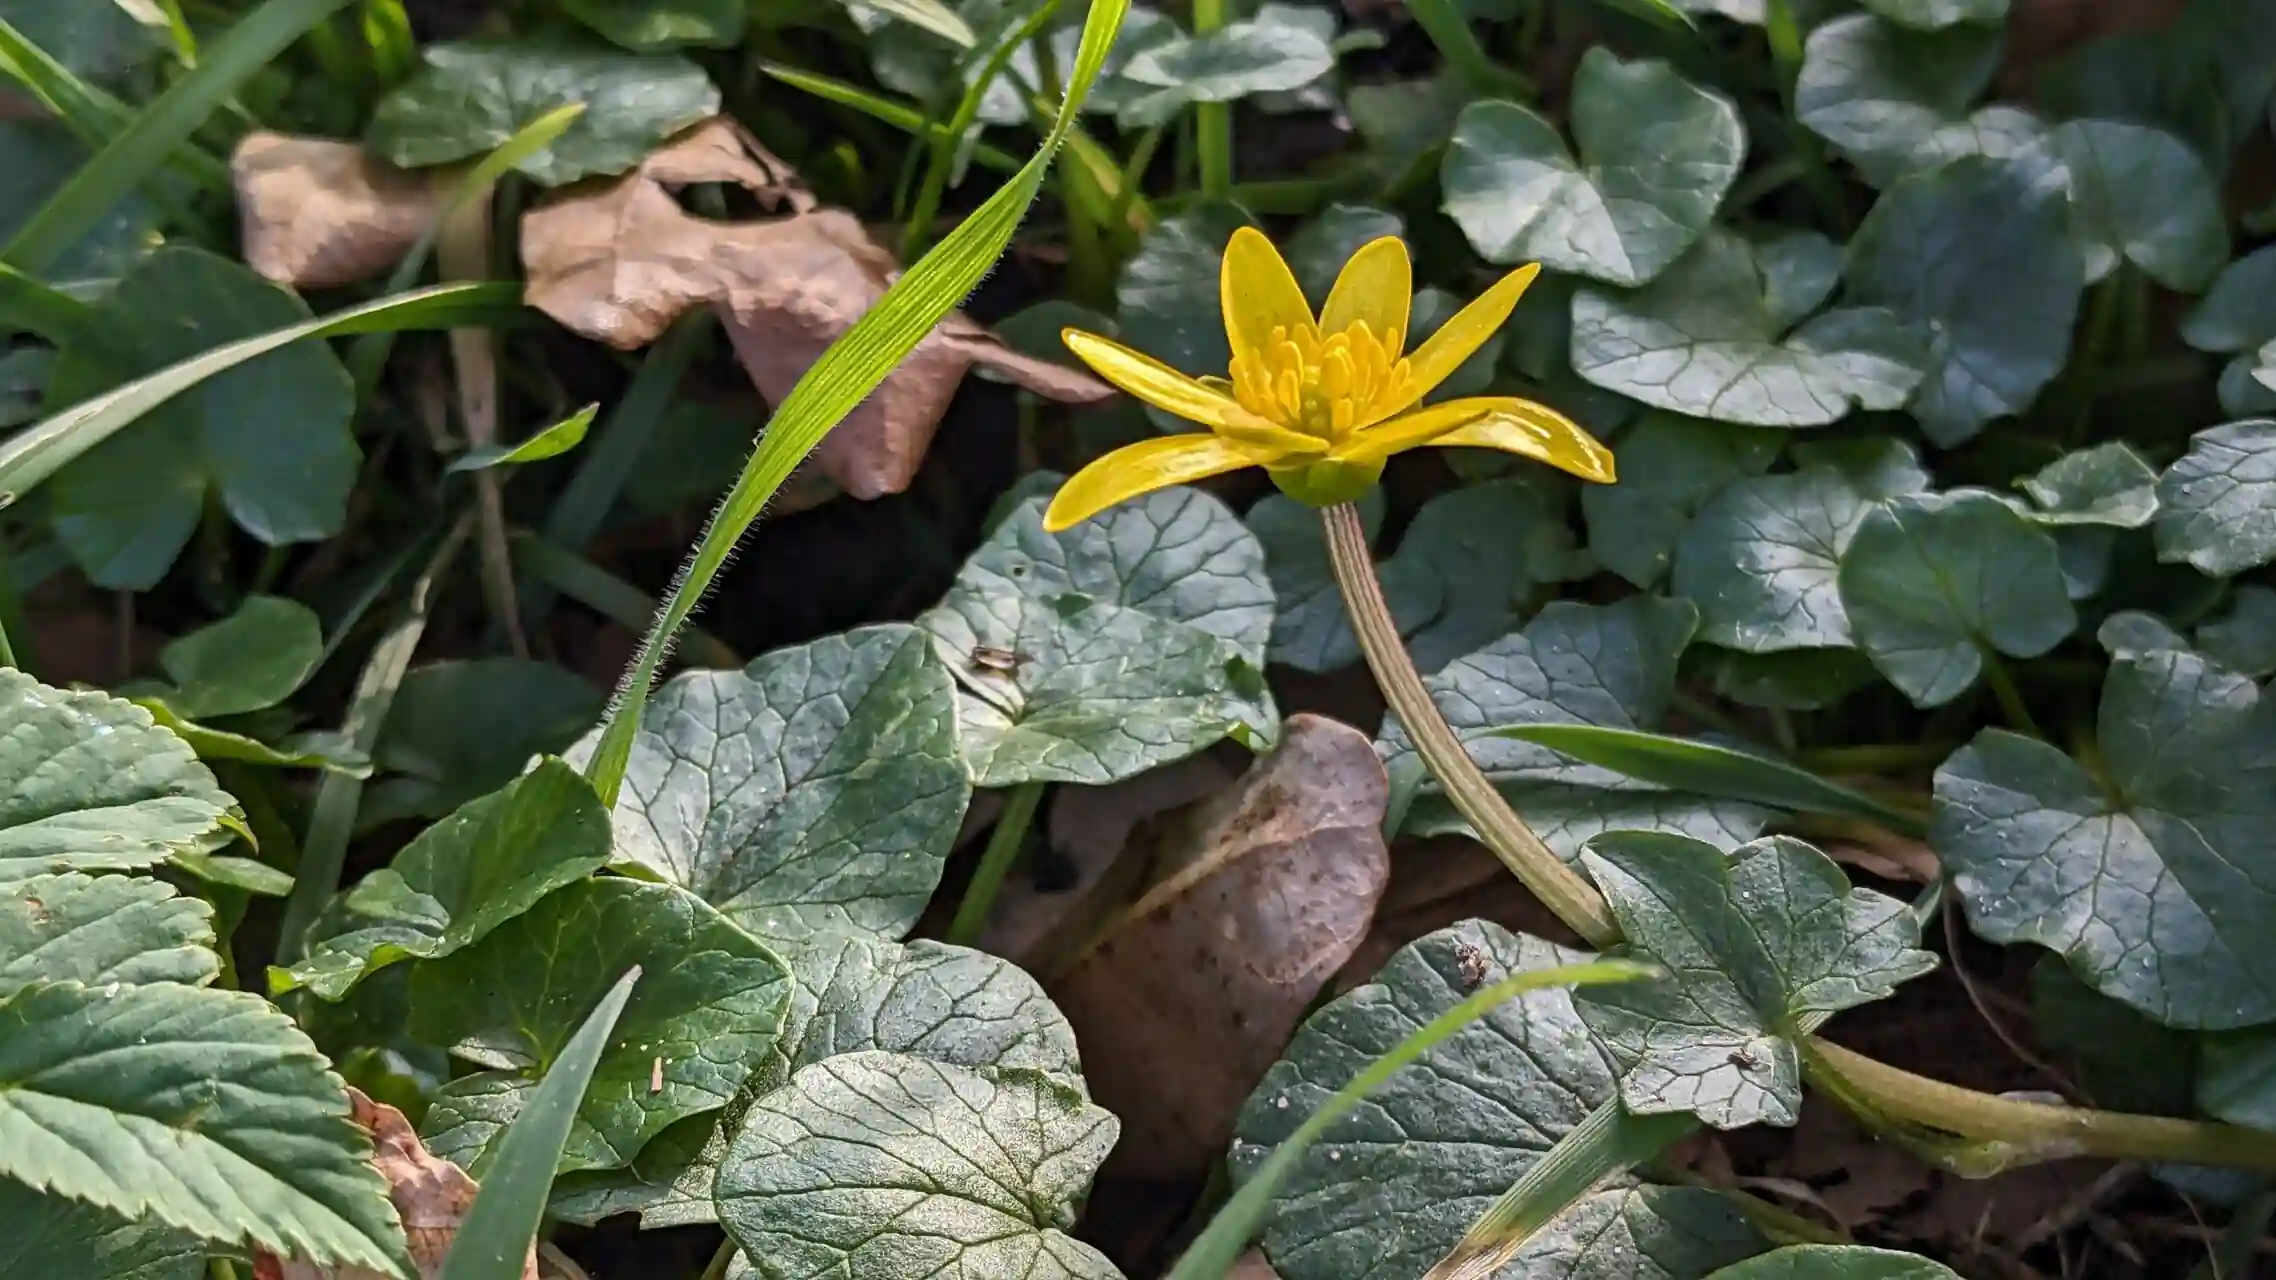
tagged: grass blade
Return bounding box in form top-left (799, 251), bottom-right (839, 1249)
top-left (437, 966), bottom-right (643, 1280)
top-left (0, 261), bottom-right (94, 344)
top-left (0, 281), bottom-right (519, 505)
top-left (508, 532), bottom-right (741, 670)
top-left (1486, 724), bottom-right (1928, 836)
top-left (858, 0), bottom-right (978, 46)
top-left (1166, 959), bottom-right (1659, 1280)
top-left (759, 63), bottom-right (1024, 172)
top-left (2, 0), bottom-right (355, 274)
top-left (0, 16), bottom-right (231, 193)
top-left (579, 0), bottom-right (1134, 807)
top-left (448, 403), bottom-right (596, 473)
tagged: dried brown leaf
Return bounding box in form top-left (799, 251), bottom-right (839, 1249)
top-left (1051, 714), bottom-right (1391, 1181)
top-left (1230, 1250), bottom-right (1286, 1279)
top-left (231, 132), bottom-right (440, 289)
top-left (521, 117), bottom-right (1110, 500)
top-left (254, 1088), bottom-right (535, 1280)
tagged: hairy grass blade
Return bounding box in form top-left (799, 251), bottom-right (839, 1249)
top-left (448, 403), bottom-right (596, 473)
top-left (1166, 959), bottom-right (1659, 1279)
top-left (437, 966), bottom-right (642, 1280)
top-left (0, 281), bottom-right (520, 505)
top-left (1486, 724), bottom-right (1927, 836)
top-left (2, 0), bottom-right (354, 274)
top-left (580, 0), bottom-right (1133, 806)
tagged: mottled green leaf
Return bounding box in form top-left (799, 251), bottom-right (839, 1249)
top-left (0, 873), bottom-right (216, 994)
top-left (1576, 834), bottom-right (1935, 1128)
top-left (1442, 50), bottom-right (1744, 287)
top-left (920, 487), bottom-right (1277, 787)
top-left (1247, 489), bottom-right (1440, 674)
top-left (1795, 15), bottom-right (2029, 188)
top-left (278, 758), bottom-right (612, 1000)
top-left (1571, 231), bottom-right (1925, 426)
top-left (1397, 479), bottom-right (1589, 672)
top-left (2154, 420), bottom-right (2276, 576)
top-left (0, 981), bottom-right (407, 1272)
top-left (1115, 201), bottom-right (1251, 379)
top-left (412, 879), bottom-right (791, 1174)
top-left (1583, 414), bottom-right (1781, 588)
top-left (1936, 650), bottom-right (2276, 1028)
top-left (1837, 491), bottom-right (2076, 707)
top-left (1844, 156), bottom-right (2083, 445)
top-left (44, 247), bottom-right (357, 589)
top-left (1706, 1245), bottom-right (1962, 1279)
top-left (2018, 442), bottom-right (2160, 528)
top-left (148, 595), bottom-right (322, 719)
top-left (561, 0), bottom-right (743, 51)
top-left (367, 40), bottom-right (719, 186)
top-left (1671, 466), bottom-right (1884, 653)
top-left (2199, 585), bottom-right (2276, 677)
top-left (1230, 922), bottom-right (1765, 1280)
top-left (0, 1181), bottom-right (202, 1280)
top-left (1114, 9), bottom-right (1336, 127)
top-left (0, 670), bottom-right (236, 883)
top-left (715, 1052), bottom-right (1124, 1280)
top-left (365, 659), bottom-right (602, 828)
top-left (2050, 119), bottom-right (2227, 291)
top-left (567, 624), bottom-right (966, 940)
top-left (1701, 647), bottom-right (1880, 712)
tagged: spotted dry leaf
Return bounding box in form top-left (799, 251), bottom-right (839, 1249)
top-left (253, 1088), bottom-right (536, 1280)
top-left (521, 117), bottom-right (1109, 499)
top-left (232, 132), bottom-right (440, 289)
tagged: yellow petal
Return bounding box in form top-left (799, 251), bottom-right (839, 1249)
top-left (1437, 402), bottom-right (1617, 483)
top-left (1372, 262), bottom-right (1541, 423)
top-left (1221, 226), bottom-right (1316, 367)
top-left (1043, 434), bottom-right (1261, 531)
top-left (1060, 328), bottom-right (1316, 452)
top-left (1320, 236), bottom-right (1412, 357)
top-left (1328, 396), bottom-right (1517, 466)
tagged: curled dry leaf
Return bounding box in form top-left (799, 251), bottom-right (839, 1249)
top-left (232, 132), bottom-right (440, 290)
top-left (1049, 714), bottom-right (1391, 1182)
top-left (254, 1088), bottom-right (536, 1280)
top-left (521, 117), bottom-right (1111, 500)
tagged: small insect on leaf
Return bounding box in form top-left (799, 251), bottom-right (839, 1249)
top-left (969, 645), bottom-right (1033, 673)
top-left (650, 1056), bottom-right (664, 1094)
top-left (1454, 941), bottom-right (1490, 990)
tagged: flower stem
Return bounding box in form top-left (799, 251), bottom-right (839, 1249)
top-left (1191, 0), bottom-right (1232, 198)
top-left (1321, 503), bottom-right (1620, 947)
top-left (948, 781), bottom-right (1048, 947)
top-left (1980, 650), bottom-right (2043, 739)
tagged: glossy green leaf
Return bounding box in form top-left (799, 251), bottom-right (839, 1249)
top-left (1845, 156), bottom-right (2083, 446)
top-left (1442, 50), bottom-right (1743, 287)
top-left (1229, 922), bottom-right (1765, 1280)
top-left (2031, 957), bottom-right (2195, 1115)
top-left (0, 670), bottom-right (237, 883)
top-left (561, 0), bottom-right (742, 51)
top-left (2018, 442), bottom-right (2160, 528)
top-left (1838, 491), bottom-right (2076, 707)
top-left (1398, 479), bottom-right (1590, 672)
top-left (2154, 420), bottom-right (2276, 576)
top-left (1379, 598), bottom-right (1772, 857)
top-left (1583, 414), bottom-right (1779, 589)
top-left (1705, 1246), bottom-right (1963, 1279)
top-left (715, 1051), bottom-right (1124, 1279)
top-left (567, 624), bottom-right (968, 940)
top-left (1488, 725), bottom-right (1925, 834)
top-left (1248, 489), bottom-right (1440, 674)
top-left (1113, 9), bottom-right (1336, 127)
top-left (0, 0), bottom-right (161, 83)
top-left (1794, 15), bottom-right (2026, 188)
top-left (2050, 119), bottom-right (2227, 291)
top-left (1575, 834), bottom-right (1937, 1128)
top-left (0, 1180), bottom-right (202, 1280)
top-left (1862, 0), bottom-right (2004, 29)
top-left (137, 702), bottom-right (368, 777)
top-left (148, 594), bottom-right (323, 719)
top-left (2198, 585), bottom-right (2276, 677)
top-left (1936, 650), bottom-right (2276, 1028)
top-left (0, 120), bottom-right (157, 286)
top-left (2198, 1026), bottom-right (2276, 1131)
top-left (438, 967), bottom-right (639, 1280)
top-left (550, 932), bottom-right (1083, 1228)
top-left (2185, 249), bottom-right (2276, 415)
top-left (1571, 230), bottom-right (1926, 426)
top-left (919, 487), bottom-right (1278, 787)
top-left (0, 873), bottom-right (217, 994)
top-left (448, 403), bottom-right (596, 474)
top-left (1701, 647), bottom-right (1881, 712)
top-left (367, 40), bottom-right (718, 186)
top-left (277, 758), bottom-right (613, 1000)
top-left (1115, 200), bottom-right (1252, 379)
top-left (41, 247), bottom-right (356, 588)
top-left (412, 878), bottom-right (791, 1174)
top-left (1670, 463), bottom-right (1901, 654)
top-left (1282, 205), bottom-right (1406, 303)
top-left (0, 980), bottom-right (407, 1272)
top-left (364, 659), bottom-right (603, 827)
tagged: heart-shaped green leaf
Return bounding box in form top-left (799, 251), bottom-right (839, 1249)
top-left (1582, 414), bottom-right (1780, 588)
top-left (2199, 585), bottom-right (2276, 677)
top-left (0, 120), bottom-right (158, 283)
top-left (1571, 230), bottom-right (1926, 426)
top-left (365, 659), bottom-right (603, 828)
top-left (2018, 442), bottom-right (2160, 528)
top-left (0, 874), bottom-right (217, 995)
top-left (1442, 49), bottom-right (1744, 287)
top-left (2154, 420), bottom-right (2276, 576)
top-left (0, 1180), bottom-right (202, 1280)
top-left (1229, 921), bottom-right (1766, 1280)
top-left (1248, 489), bottom-right (1441, 674)
top-left (367, 40), bottom-right (719, 186)
top-left (2050, 119), bottom-right (2227, 291)
top-left (150, 595), bottom-right (322, 720)
top-left (1705, 1245), bottom-right (1963, 1279)
top-left (1795, 16), bottom-right (2029, 188)
top-left (44, 246), bottom-right (358, 589)
top-left (412, 878), bottom-right (791, 1174)
top-left (1575, 833), bottom-right (1937, 1128)
top-left (715, 1051), bottom-right (1125, 1280)
top-left (920, 486), bottom-right (1277, 787)
top-left (1395, 479), bottom-right (1590, 672)
top-left (1113, 8), bottom-right (1336, 127)
top-left (1936, 649), bottom-right (2276, 1028)
top-left (1862, 0), bottom-right (2005, 29)
top-left (561, 0), bottom-right (743, 51)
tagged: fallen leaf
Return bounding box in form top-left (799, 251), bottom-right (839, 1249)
top-left (232, 132), bottom-right (440, 289)
top-left (254, 1088), bottom-right (535, 1280)
top-left (1050, 714), bottom-right (1391, 1181)
top-left (521, 117), bottom-right (1111, 499)
top-left (1230, 1250), bottom-right (1285, 1279)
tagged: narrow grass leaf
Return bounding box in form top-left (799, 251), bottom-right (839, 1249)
top-left (759, 63), bottom-right (1024, 172)
top-left (0, 16), bottom-right (229, 193)
top-left (0, 262), bottom-right (93, 345)
top-left (449, 403), bottom-right (596, 473)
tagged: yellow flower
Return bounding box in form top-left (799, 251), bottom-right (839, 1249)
top-left (1042, 227), bottom-right (1615, 532)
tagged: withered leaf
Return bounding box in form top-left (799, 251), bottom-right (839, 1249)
top-left (1049, 714), bottom-right (1391, 1182)
top-left (254, 1088), bottom-right (535, 1280)
top-left (521, 117), bottom-right (1110, 500)
top-left (232, 132), bottom-right (440, 290)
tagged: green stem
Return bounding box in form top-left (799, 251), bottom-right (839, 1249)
top-left (1980, 650), bottom-right (2043, 739)
top-left (1323, 503), bottom-right (1620, 947)
top-left (1403, 0), bottom-right (1508, 96)
top-left (1191, 0), bottom-right (1232, 198)
top-left (905, 2), bottom-right (1058, 260)
top-left (948, 781), bottom-right (1047, 946)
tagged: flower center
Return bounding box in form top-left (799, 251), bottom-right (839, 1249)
top-left (1228, 320), bottom-right (1412, 441)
